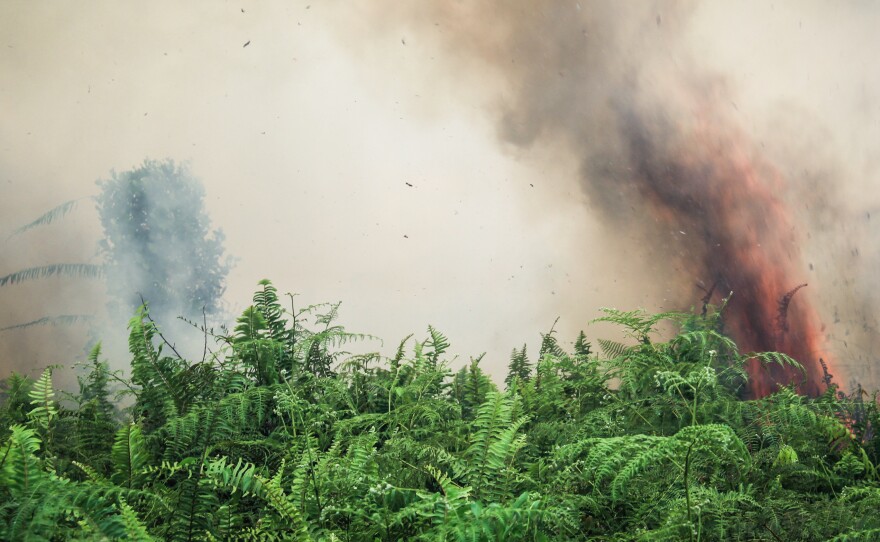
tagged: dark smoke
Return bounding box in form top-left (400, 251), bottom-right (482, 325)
top-left (373, 1), bottom-right (836, 395)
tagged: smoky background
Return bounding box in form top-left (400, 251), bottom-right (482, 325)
top-left (1, 1), bottom-right (878, 390)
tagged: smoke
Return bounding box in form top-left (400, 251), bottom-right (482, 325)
top-left (342, 0), bottom-right (880, 395)
top-left (2, 1), bottom-right (879, 393)
top-left (96, 159), bottom-right (231, 328)
top-left (0, 160), bottom-right (229, 387)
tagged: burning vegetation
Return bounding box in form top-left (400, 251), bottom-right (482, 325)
top-left (388, 1), bottom-right (840, 397)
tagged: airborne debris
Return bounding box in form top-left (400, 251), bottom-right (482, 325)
top-left (405, 182), bottom-right (413, 187)
top-left (777, 283), bottom-right (808, 334)
top-left (243, 40), bottom-right (250, 48)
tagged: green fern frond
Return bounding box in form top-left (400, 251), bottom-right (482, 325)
top-left (0, 263), bottom-right (104, 287)
top-left (597, 338), bottom-right (631, 360)
top-left (72, 460), bottom-right (106, 482)
top-left (168, 471), bottom-right (218, 542)
top-left (426, 325), bottom-right (450, 363)
top-left (671, 329), bottom-right (739, 357)
top-left (253, 279), bottom-right (289, 341)
top-left (428, 465), bottom-right (471, 503)
top-left (315, 301), bottom-right (341, 327)
top-left (539, 321), bottom-right (566, 359)
top-left (390, 334), bottom-right (413, 370)
top-left (111, 424), bottom-right (148, 488)
top-left (749, 351), bottom-right (806, 374)
top-left (253, 469), bottom-right (311, 540)
top-left (0, 424), bottom-right (44, 496)
top-left (118, 498), bottom-right (156, 541)
top-left (128, 307), bottom-right (183, 421)
top-left (68, 484), bottom-right (129, 540)
top-left (7, 199), bottom-right (79, 239)
top-left (234, 305), bottom-right (269, 343)
top-left (0, 313), bottom-right (93, 332)
top-left (205, 456), bottom-right (263, 495)
top-left (827, 528), bottom-right (880, 541)
top-left (464, 392), bottom-right (528, 498)
top-left (592, 308), bottom-right (685, 342)
top-left (764, 389), bottom-right (855, 446)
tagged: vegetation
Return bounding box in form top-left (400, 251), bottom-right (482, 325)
top-left (1, 279), bottom-right (879, 541)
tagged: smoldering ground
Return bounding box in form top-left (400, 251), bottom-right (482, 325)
top-left (1, 1), bottom-right (879, 392)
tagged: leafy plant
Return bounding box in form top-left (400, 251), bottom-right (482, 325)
top-left (0, 281), bottom-right (877, 540)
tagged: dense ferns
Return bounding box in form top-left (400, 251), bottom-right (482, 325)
top-left (1, 280), bottom-right (880, 541)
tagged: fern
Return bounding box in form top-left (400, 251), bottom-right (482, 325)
top-left (749, 351), bottom-right (806, 374)
top-left (827, 530), bottom-right (880, 542)
top-left (592, 308), bottom-right (685, 343)
top-left (0, 263), bottom-right (104, 287)
top-left (253, 279), bottom-right (289, 342)
top-left (27, 367), bottom-right (57, 435)
top-left (118, 498), bottom-right (156, 541)
top-left (7, 198), bottom-right (80, 239)
top-left (4, 285), bottom-right (880, 541)
top-left (128, 307), bottom-right (183, 429)
top-left (111, 424), bottom-right (148, 489)
top-left (597, 338), bottom-right (631, 360)
top-left (253, 470), bottom-right (311, 540)
top-left (464, 391), bottom-right (529, 499)
top-left (0, 424), bottom-right (44, 496)
top-left (425, 325), bottom-right (450, 366)
top-left (0, 314), bottom-right (93, 333)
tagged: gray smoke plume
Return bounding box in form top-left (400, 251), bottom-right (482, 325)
top-left (96, 159), bottom-right (231, 327)
top-left (2, 2), bottom-right (878, 390)
top-left (0, 159), bottom-right (230, 381)
top-left (343, 0), bottom-right (879, 394)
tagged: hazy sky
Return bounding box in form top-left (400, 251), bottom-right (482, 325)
top-left (2, 1), bottom-right (879, 387)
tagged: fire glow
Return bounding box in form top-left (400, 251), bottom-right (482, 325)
top-left (398, 1), bottom-right (843, 397)
top-left (622, 91), bottom-right (833, 397)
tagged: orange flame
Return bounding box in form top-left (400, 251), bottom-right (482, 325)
top-left (623, 90), bottom-right (834, 397)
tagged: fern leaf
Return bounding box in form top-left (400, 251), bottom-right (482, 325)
top-left (254, 470), bottom-right (312, 540)
top-left (118, 498), bottom-right (156, 541)
top-left (592, 308), bottom-right (685, 342)
top-left (426, 325), bottom-right (450, 362)
top-left (0, 263), bottom-right (104, 287)
top-left (27, 367), bottom-right (56, 430)
top-left (428, 465), bottom-right (472, 503)
top-left (111, 424), bottom-right (148, 488)
top-left (72, 460), bottom-right (106, 482)
top-left (0, 313), bottom-right (93, 332)
top-left (827, 528), bottom-right (880, 541)
top-left (7, 199), bottom-right (79, 239)
top-left (597, 338), bottom-right (630, 360)
top-left (0, 424), bottom-right (44, 496)
top-left (749, 351), bottom-right (806, 374)
top-left (69, 484), bottom-right (129, 539)
top-left (464, 391), bottom-right (526, 498)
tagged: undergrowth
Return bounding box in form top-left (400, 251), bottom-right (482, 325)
top-left (1, 279), bottom-right (878, 541)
